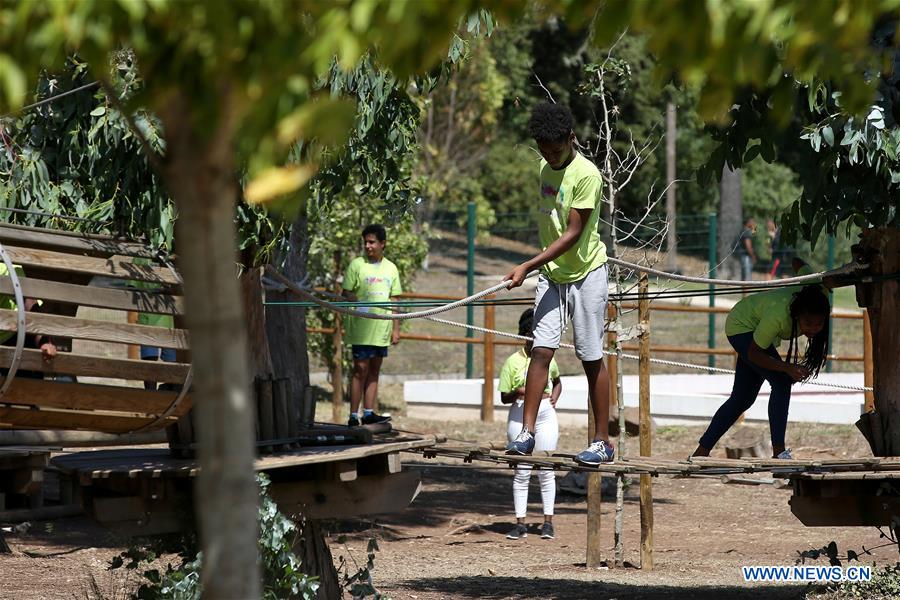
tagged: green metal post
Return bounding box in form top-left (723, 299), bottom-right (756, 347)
top-left (826, 234), bottom-right (835, 372)
top-left (466, 202), bottom-right (476, 378)
top-left (708, 214), bottom-right (717, 372)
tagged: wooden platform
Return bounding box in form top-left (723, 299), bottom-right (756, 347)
top-left (412, 443), bottom-right (900, 528)
top-left (0, 447), bottom-right (50, 510)
top-left (48, 432), bottom-right (436, 535)
top-left (411, 443), bottom-right (900, 476)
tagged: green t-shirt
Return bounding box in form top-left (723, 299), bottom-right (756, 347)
top-left (537, 151), bottom-right (608, 283)
top-left (0, 263), bottom-right (24, 345)
top-left (342, 256), bottom-right (402, 347)
top-left (130, 258), bottom-right (175, 329)
top-left (724, 266), bottom-right (828, 348)
top-left (498, 348), bottom-right (560, 395)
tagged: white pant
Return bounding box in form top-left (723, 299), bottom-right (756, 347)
top-left (507, 398), bottom-right (559, 518)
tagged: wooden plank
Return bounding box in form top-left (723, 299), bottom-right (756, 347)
top-left (273, 378), bottom-right (290, 447)
top-left (2, 245), bottom-right (179, 284)
top-left (257, 378), bottom-right (275, 449)
top-left (0, 224), bottom-right (156, 258)
top-left (0, 405), bottom-right (178, 434)
top-left (0, 309), bottom-right (189, 349)
top-left (793, 471), bottom-right (900, 480)
top-left (638, 274), bottom-right (653, 571)
top-left (269, 470), bottom-right (421, 519)
top-left (0, 377), bottom-right (191, 416)
top-left (0, 346), bottom-right (190, 383)
top-left (0, 278), bottom-right (183, 315)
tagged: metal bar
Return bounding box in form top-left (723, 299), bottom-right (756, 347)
top-left (466, 202), bottom-right (476, 378)
top-left (707, 213), bottom-right (717, 373)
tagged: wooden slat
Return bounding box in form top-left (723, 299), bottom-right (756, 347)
top-left (0, 309), bottom-right (189, 349)
top-left (3, 245), bottom-right (179, 284)
top-left (0, 406), bottom-right (174, 434)
top-left (0, 278), bottom-right (183, 315)
top-left (0, 224), bottom-right (156, 259)
top-left (0, 346), bottom-right (190, 384)
top-left (0, 377), bottom-right (192, 416)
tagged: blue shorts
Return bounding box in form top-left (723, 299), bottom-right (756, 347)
top-left (141, 346), bottom-right (177, 362)
top-left (352, 345), bottom-right (388, 360)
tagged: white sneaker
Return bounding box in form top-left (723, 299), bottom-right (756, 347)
top-left (776, 449), bottom-right (793, 459)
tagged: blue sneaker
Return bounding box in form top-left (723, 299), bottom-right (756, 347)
top-left (575, 439), bottom-right (615, 466)
top-left (506, 430), bottom-right (535, 455)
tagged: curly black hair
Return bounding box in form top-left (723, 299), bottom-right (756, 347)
top-left (528, 102), bottom-right (574, 144)
top-left (518, 308), bottom-right (535, 337)
top-left (786, 285), bottom-right (831, 380)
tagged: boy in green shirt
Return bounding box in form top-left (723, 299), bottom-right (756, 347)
top-left (342, 224), bottom-right (401, 427)
top-left (504, 102), bottom-right (613, 465)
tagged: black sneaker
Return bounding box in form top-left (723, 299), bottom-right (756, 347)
top-left (506, 523), bottom-right (528, 540)
top-left (361, 412), bottom-right (391, 425)
top-left (347, 415), bottom-right (360, 427)
top-left (540, 522), bottom-right (555, 540)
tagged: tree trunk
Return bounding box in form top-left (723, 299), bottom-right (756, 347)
top-left (854, 227), bottom-right (900, 456)
top-left (160, 97), bottom-right (261, 599)
top-left (266, 208), bottom-right (312, 426)
top-left (718, 165), bottom-right (742, 280)
top-left (241, 266), bottom-right (275, 381)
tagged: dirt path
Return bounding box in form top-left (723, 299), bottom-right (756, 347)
top-left (329, 421), bottom-right (892, 600)
top-left (0, 422), bottom-right (888, 599)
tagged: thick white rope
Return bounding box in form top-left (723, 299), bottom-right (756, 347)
top-left (266, 258), bottom-right (867, 323)
top-left (265, 266), bottom-right (541, 320)
top-left (606, 257), bottom-right (865, 287)
top-left (419, 315), bottom-right (873, 393)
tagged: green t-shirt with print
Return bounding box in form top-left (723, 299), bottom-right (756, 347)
top-left (342, 256), bottom-right (402, 347)
top-left (724, 266), bottom-right (828, 348)
top-left (498, 348), bottom-right (560, 395)
top-left (537, 151), bottom-right (607, 283)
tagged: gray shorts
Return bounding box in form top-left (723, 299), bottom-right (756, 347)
top-left (532, 264), bottom-right (608, 361)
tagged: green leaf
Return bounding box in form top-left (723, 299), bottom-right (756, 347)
top-left (90, 106), bottom-right (106, 117)
top-left (821, 125), bottom-right (834, 147)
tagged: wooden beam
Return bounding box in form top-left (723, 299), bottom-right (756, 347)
top-left (638, 274), bottom-right (653, 571)
top-left (3, 245), bottom-right (179, 284)
top-left (0, 277), bottom-right (183, 315)
top-left (481, 297), bottom-right (494, 423)
top-left (863, 309), bottom-right (875, 412)
top-left (0, 223), bottom-right (156, 259)
top-left (0, 405), bottom-right (172, 433)
top-left (269, 470), bottom-right (421, 520)
top-left (0, 309), bottom-right (189, 349)
top-left (0, 346), bottom-right (190, 383)
top-left (0, 377), bottom-right (191, 416)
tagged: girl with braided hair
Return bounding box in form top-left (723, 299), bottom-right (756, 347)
top-left (693, 259), bottom-right (831, 460)
top-left (501, 309), bottom-right (562, 540)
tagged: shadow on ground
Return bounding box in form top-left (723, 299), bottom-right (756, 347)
top-left (392, 575), bottom-right (809, 600)
top-left (333, 466), bottom-right (678, 542)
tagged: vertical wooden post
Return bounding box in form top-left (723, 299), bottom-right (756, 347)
top-left (127, 311), bottom-right (140, 360)
top-left (608, 302), bottom-right (624, 567)
top-left (863, 309), bottom-right (874, 413)
top-left (586, 407), bottom-right (603, 568)
top-left (638, 274), bottom-right (653, 570)
top-left (331, 251), bottom-right (344, 423)
top-left (481, 297), bottom-right (495, 423)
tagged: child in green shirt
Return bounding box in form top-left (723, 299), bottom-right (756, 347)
top-left (501, 309), bottom-right (562, 541)
top-left (504, 102), bottom-right (613, 466)
top-left (341, 224), bottom-right (401, 427)
top-left (693, 259), bottom-right (831, 459)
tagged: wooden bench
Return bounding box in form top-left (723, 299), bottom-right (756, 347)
top-left (0, 223), bottom-right (192, 435)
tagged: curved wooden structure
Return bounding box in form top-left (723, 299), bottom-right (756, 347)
top-left (0, 223), bottom-right (191, 434)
